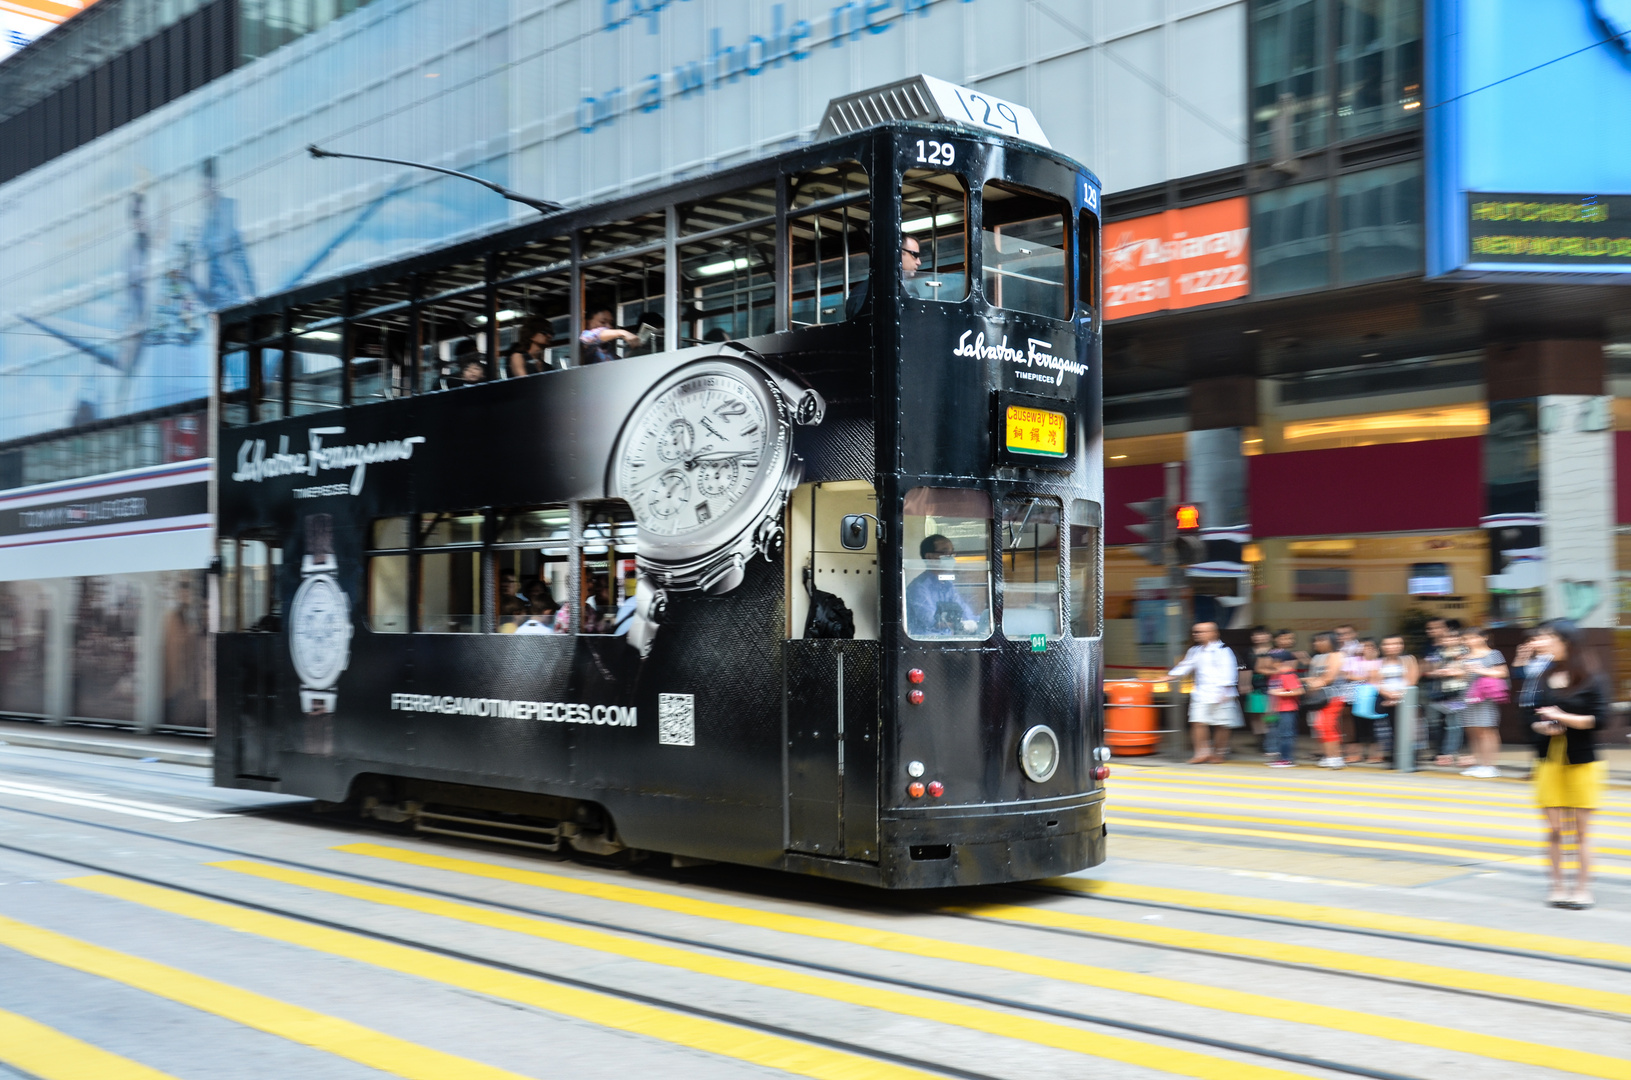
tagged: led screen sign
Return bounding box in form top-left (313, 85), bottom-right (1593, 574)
top-left (1467, 195), bottom-right (1631, 268)
top-left (1428, 0), bottom-right (1631, 275)
top-left (1102, 198), bottom-right (1250, 320)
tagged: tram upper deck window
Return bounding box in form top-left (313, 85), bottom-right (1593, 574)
top-left (367, 517), bottom-right (409, 634)
top-left (789, 161), bottom-right (870, 327)
top-left (1069, 500), bottom-right (1102, 638)
top-left (680, 224), bottom-right (776, 343)
top-left (1000, 496), bottom-right (1062, 640)
top-left (1077, 209), bottom-right (1099, 314)
top-left (418, 511), bottom-right (483, 633)
top-left (289, 328), bottom-right (344, 414)
top-left (580, 501), bottom-right (638, 635)
top-left (498, 275), bottom-right (571, 377)
top-left (901, 170), bottom-right (970, 304)
top-left (981, 182), bottom-right (1069, 320)
top-left (494, 506), bottom-right (571, 633)
top-left (903, 487), bottom-right (992, 641)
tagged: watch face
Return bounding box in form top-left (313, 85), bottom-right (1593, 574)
top-left (616, 368), bottom-right (778, 540)
top-left (289, 574), bottom-right (351, 690)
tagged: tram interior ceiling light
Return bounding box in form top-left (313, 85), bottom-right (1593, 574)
top-left (696, 257), bottom-right (751, 277)
top-left (901, 213), bottom-right (964, 233)
top-left (300, 330), bottom-right (341, 342)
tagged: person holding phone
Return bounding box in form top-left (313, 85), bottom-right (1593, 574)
top-left (1525, 620), bottom-right (1605, 909)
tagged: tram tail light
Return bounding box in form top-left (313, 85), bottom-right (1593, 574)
top-left (927, 781), bottom-right (944, 798)
top-left (1094, 765), bottom-right (1110, 781)
top-left (908, 689), bottom-right (925, 705)
top-left (908, 782), bottom-right (925, 799)
top-left (908, 668), bottom-right (925, 684)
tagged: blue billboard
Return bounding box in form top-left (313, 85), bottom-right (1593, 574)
top-left (1428, 0), bottom-right (1631, 276)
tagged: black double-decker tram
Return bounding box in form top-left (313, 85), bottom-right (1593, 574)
top-left (213, 78), bottom-right (1106, 888)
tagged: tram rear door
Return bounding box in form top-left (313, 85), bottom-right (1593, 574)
top-left (784, 481), bottom-right (880, 861)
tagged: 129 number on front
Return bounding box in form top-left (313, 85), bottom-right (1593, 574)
top-left (915, 140), bottom-right (957, 166)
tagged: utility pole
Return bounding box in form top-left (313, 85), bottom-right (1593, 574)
top-left (1164, 460), bottom-right (1186, 663)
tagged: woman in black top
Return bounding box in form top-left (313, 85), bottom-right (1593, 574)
top-left (1526, 620), bottom-right (1606, 909)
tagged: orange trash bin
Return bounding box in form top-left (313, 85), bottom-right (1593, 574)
top-left (1106, 679), bottom-right (1160, 756)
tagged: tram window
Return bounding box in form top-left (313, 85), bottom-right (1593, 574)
top-left (350, 318), bottom-right (411, 404)
top-left (981, 182), bottom-right (1069, 320)
top-left (367, 516), bottom-right (411, 634)
top-left (788, 160), bottom-right (871, 327)
top-left (221, 349), bottom-right (251, 427)
top-left (218, 538), bottom-right (238, 631)
top-left (493, 505), bottom-right (572, 634)
top-left (1077, 209), bottom-right (1099, 314)
top-left (1069, 500), bottom-right (1102, 638)
top-left (579, 501), bottom-right (638, 635)
top-left (903, 487), bottom-right (993, 642)
top-left (1000, 496), bottom-right (1062, 640)
top-left (786, 480), bottom-right (879, 640)
top-left (257, 348), bottom-right (286, 420)
top-left (679, 182), bottom-right (777, 236)
top-left (901, 171), bottom-right (970, 304)
top-left (289, 332), bottom-right (345, 414)
top-left (498, 275), bottom-right (571, 376)
top-left (418, 511), bottom-right (484, 633)
top-left (239, 538), bottom-right (281, 632)
top-left (581, 251), bottom-right (667, 359)
top-left (680, 224), bottom-right (776, 343)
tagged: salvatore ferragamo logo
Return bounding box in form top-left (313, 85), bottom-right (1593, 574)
top-left (231, 427), bottom-right (426, 496)
top-left (953, 330), bottom-right (1086, 386)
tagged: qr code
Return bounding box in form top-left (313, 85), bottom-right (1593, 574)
top-left (658, 693), bottom-right (695, 746)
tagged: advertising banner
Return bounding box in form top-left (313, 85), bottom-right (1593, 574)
top-left (1102, 198), bottom-right (1250, 319)
top-left (0, 1), bottom-right (101, 63)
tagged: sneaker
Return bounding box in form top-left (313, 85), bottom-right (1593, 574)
top-left (1269, 759), bottom-right (1295, 768)
top-left (1460, 766), bottom-right (1481, 776)
top-left (1472, 765), bottom-right (1500, 779)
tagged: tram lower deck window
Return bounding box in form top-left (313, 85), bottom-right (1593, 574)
top-left (1069, 501), bottom-right (1102, 639)
top-left (1001, 496), bottom-right (1062, 640)
top-left (903, 488), bottom-right (992, 641)
top-left (418, 512), bottom-right (484, 633)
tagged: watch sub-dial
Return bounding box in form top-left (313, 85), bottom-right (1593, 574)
top-left (695, 456), bottom-right (739, 497)
top-left (656, 419), bottom-right (694, 462)
top-left (646, 470), bottom-right (691, 518)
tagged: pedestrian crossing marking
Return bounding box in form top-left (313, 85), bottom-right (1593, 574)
top-left (62, 875), bottom-right (945, 1080)
top-left (0, 1006), bottom-right (181, 1080)
top-left (142, 862), bottom-right (1313, 1080)
top-left (1108, 834), bottom-right (1470, 886)
top-left (1046, 877), bottom-right (1631, 967)
top-left (956, 900), bottom-right (1631, 1015)
top-left (1109, 804), bottom-right (1631, 857)
top-left (1111, 814), bottom-right (1631, 876)
top-left (334, 842), bottom-right (1631, 1080)
top-left (0, 912), bottom-right (540, 1080)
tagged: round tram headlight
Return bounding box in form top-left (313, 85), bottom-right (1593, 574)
top-left (1018, 724), bottom-right (1060, 783)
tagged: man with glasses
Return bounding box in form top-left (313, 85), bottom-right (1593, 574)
top-left (846, 234), bottom-right (923, 318)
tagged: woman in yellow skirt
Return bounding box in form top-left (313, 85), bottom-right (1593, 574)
top-left (1522, 621), bottom-right (1606, 909)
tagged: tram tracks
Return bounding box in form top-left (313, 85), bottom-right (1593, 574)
top-left (0, 800), bottom-right (1625, 1080)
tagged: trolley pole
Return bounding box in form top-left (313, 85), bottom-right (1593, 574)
top-left (1164, 461), bottom-right (1186, 663)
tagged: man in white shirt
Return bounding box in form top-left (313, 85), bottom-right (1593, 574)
top-left (1168, 621), bottom-right (1243, 763)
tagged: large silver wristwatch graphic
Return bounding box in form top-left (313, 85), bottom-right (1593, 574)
top-left (609, 347), bottom-right (825, 654)
top-left (288, 513), bottom-right (352, 714)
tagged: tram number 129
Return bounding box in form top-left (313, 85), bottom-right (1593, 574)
top-left (915, 140), bottom-right (957, 166)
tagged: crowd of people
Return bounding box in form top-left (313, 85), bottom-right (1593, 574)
top-left (1165, 617), bottom-right (1607, 909)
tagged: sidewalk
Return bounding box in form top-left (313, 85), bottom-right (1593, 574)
top-left (0, 718), bottom-right (211, 768)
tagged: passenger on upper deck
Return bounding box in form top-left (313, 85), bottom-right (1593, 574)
top-left (905, 533), bottom-right (977, 637)
top-left (580, 309), bottom-right (639, 364)
top-left (453, 339), bottom-right (487, 384)
top-left (507, 319), bottom-right (556, 377)
top-left (845, 233), bottom-right (921, 319)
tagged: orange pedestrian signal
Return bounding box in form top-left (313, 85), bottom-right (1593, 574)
top-left (1174, 504), bottom-right (1201, 532)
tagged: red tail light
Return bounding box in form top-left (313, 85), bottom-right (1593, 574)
top-left (907, 668), bottom-right (925, 684)
top-left (908, 689), bottom-right (925, 705)
top-left (1094, 765), bottom-right (1110, 781)
top-left (927, 781), bottom-right (944, 798)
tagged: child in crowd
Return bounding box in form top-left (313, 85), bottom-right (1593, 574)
top-left (1266, 658), bottom-right (1303, 767)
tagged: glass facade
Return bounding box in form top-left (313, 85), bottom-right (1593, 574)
top-left (1251, 180), bottom-right (1331, 296)
top-left (1338, 161), bottom-right (1423, 282)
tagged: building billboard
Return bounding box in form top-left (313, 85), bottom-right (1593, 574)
top-left (1428, 0), bottom-right (1631, 276)
top-left (1102, 198), bottom-right (1250, 320)
top-left (0, 1), bottom-right (103, 63)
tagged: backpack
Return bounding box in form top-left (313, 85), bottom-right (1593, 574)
top-left (803, 567), bottom-right (855, 639)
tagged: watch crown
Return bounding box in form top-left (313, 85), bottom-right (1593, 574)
top-left (793, 389), bottom-right (825, 426)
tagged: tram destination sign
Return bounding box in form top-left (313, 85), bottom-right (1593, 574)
top-left (993, 391), bottom-right (1075, 471)
top-left (1467, 194), bottom-right (1631, 270)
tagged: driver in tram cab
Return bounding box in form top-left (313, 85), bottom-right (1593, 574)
top-left (906, 533), bottom-right (977, 637)
top-left (579, 308), bottom-right (639, 364)
top-left (845, 233), bottom-right (922, 319)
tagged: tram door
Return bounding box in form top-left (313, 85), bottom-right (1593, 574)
top-left (784, 481), bottom-right (880, 861)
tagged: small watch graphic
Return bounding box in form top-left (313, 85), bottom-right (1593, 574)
top-left (609, 345), bottom-right (825, 654)
top-left (288, 513), bottom-right (352, 714)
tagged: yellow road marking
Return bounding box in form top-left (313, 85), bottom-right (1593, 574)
top-left (336, 842), bottom-right (1631, 1080)
top-left (957, 901), bottom-right (1631, 1016)
top-left (1109, 804), bottom-right (1631, 857)
top-left (1112, 769), bottom-right (1631, 817)
top-left (59, 876), bottom-right (944, 1080)
top-left (0, 913), bottom-right (536, 1080)
top-left (1044, 878), bottom-right (1631, 967)
top-left (0, 1007), bottom-right (180, 1080)
top-left (174, 862), bottom-right (1312, 1080)
top-left (1113, 788), bottom-right (1631, 836)
top-left (1109, 816), bottom-right (1631, 876)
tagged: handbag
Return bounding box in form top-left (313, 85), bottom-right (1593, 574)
top-left (1466, 675), bottom-right (1509, 705)
top-left (802, 568), bottom-right (855, 639)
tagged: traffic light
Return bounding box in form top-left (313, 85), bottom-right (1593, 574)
top-left (1174, 503), bottom-right (1206, 565)
top-left (1126, 496), bottom-right (1171, 566)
